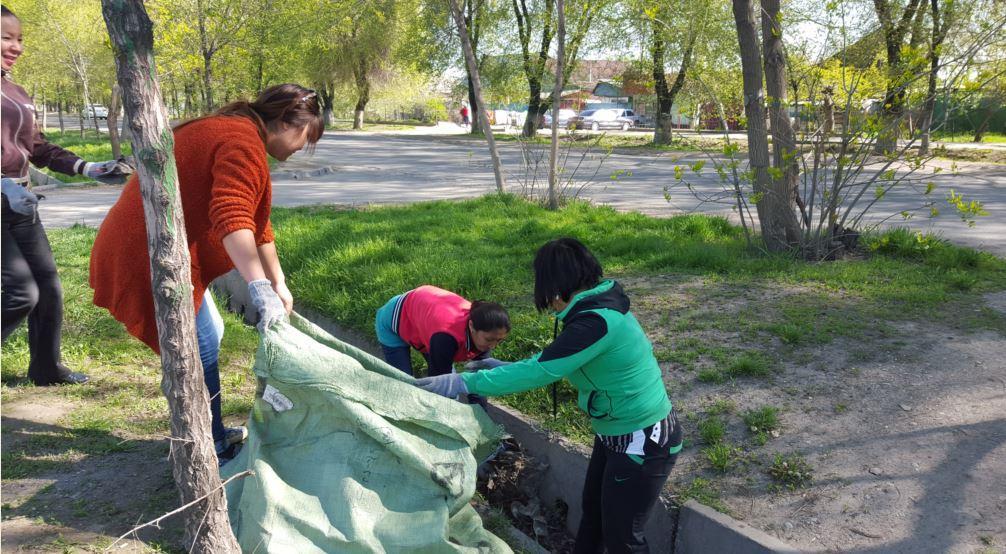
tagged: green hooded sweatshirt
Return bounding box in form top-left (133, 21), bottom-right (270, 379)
top-left (461, 280), bottom-right (671, 436)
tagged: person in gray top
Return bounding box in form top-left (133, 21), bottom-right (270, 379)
top-left (1, 5), bottom-right (123, 385)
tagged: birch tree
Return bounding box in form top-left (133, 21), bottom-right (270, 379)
top-left (449, 0), bottom-right (507, 193)
top-left (101, 0), bottom-right (239, 551)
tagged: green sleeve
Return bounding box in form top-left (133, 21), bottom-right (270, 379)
top-left (461, 314), bottom-right (610, 396)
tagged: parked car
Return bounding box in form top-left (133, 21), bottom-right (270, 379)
top-left (85, 104), bottom-right (109, 119)
top-left (541, 109), bottom-right (578, 128)
top-left (569, 108), bottom-right (640, 131)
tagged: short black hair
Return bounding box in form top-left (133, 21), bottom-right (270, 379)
top-left (469, 301), bottom-right (510, 332)
top-left (1, 6), bottom-right (17, 18)
top-left (533, 238), bottom-right (603, 311)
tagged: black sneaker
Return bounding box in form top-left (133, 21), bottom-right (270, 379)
top-left (216, 442), bottom-right (242, 467)
top-left (32, 371), bottom-right (90, 386)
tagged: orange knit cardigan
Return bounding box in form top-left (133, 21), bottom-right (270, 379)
top-left (90, 116), bottom-right (275, 353)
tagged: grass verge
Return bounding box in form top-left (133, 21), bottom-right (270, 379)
top-left (1, 225), bottom-right (259, 474)
top-left (269, 195), bottom-right (1005, 442)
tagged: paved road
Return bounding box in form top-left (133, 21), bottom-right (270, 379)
top-left (37, 130), bottom-right (1005, 256)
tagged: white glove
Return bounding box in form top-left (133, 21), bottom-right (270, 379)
top-left (82, 160), bottom-right (119, 179)
top-left (248, 279), bottom-right (286, 331)
top-left (1, 177), bottom-right (38, 216)
top-left (465, 357), bottom-right (511, 370)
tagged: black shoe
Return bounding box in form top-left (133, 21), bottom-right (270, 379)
top-left (32, 371), bottom-right (90, 386)
top-left (217, 442), bottom-right (242, 467)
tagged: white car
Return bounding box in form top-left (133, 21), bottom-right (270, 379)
top-left (542, 109), bottom-right (578, 128)
top-left (86, 104), bottom-right (109, 119)
top-left (570, 108), bottom-right (639, 131)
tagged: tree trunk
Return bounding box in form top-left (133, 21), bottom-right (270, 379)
top-left (353, 59), bottom-right (370, 130)
top-left (196, 0), bottom-right (214, 114)
top-left (972, 101), bottom-right (994, 142)
top-left (184, 81), bottom-right (196, 117)
top-left (653, 25), bottom-right (696, 146)
top-left (732, 0), bottom-right (795, 252)
top-left (81, 78), bottom-right (102, 135)
top-left (514, 0), bottom-right (554, 138)
top-left (822, 88), bottom-right (835, 137)
top-left (546, 0), bottom-right (565, 210)
top-left (57, 96), bottom-right (65, 134)
top-left (107, 83), bottom-right (123, 159)
top-left (77, 88), bottom-right (86, 138)
top-left (202, 55), bottom-right (214, 113)
top-left (318, 82), bottom-right (334, 126)
top-left (465, 0), bottom-right (480, 135)
top-left (467, 76), bottom-right (479, 135)
top-left (761, 0), bottom-right (802, 244)
top-left (918, 56), bottom-right (939, 155)
top-left (874, 0), bottom-right (924, 154)
top-left (40, 91), bottom-right (48, 130)
top-left (652, 32), bottom-right (672, 145)
top-left (169, 75), bottom-right (180, 118)
top-left (523, 81), bottom-right (543, 137)
top-left (100, 2), bottom-right (240, 552)
top-left (450, 0), bottom-right (506, 194)
top-left (920, 0), bottom-right (952, 155)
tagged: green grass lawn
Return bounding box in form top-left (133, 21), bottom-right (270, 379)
top-left (4, 198), bottom-right (1003, 447)
top-left (38, 130), bottom-right (133, 184)
top-left (4, 197), bottom-right (1004, 445)
top-left (478, 130), bottom-right (709, 154)
top-left (1, 196), bottom-right (1003, 542)
top-left (0, 225), bottom-right (259, 479)
top-left (270, 195), bottom-right (1006, 441)
top-left (327, 120), bottom-right (425, 132)
top-left (932, 131), bottom-right (1006, 144)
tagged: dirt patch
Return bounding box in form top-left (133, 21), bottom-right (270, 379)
top-left (624, 276), bottom-right (1006, 553)
top-left (478, 439), bottom-right (576, 553)
top-left (1, 397), bottom-right (185, 552)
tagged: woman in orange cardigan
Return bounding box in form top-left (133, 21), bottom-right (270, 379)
top-left (90, 84), bottom-right (324, 463)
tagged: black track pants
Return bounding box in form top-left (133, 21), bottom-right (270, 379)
top-left (573, 414), bottom-right (682, 553)
top-left (1, 196), bottom-right (70, 384)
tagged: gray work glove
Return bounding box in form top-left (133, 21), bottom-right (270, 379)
top-left (1, 177), bottom-right (38, 216)
top-left (464, 357), bottom-right (511, 370)
top-left (415, 373), bottom-right (468, 399)
top-left (248, 279), bottom-right (286, 331)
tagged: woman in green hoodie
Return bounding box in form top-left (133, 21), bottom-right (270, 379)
top-left (417, 237), bottom-right (681, 553)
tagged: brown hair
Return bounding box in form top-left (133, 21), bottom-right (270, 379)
top-left (178, 84), bottom-right (324, 150)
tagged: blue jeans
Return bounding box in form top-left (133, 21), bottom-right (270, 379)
top-left (381, 344), bottom-right (414, 376)
top-left (376, 294), bottom-right (413, 376)
top-left (196, 291), bottom-right (225, 443)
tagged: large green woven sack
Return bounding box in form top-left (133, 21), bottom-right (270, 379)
top-left (221, 313), bottom-right (511, 553)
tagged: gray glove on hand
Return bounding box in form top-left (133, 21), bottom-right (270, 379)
top-left (1, 177), bottom-right (38, 216)
top-left (415, 373), bottom-right (468, 399)
top-left (464, 357), bottom-right (511, 370)
top-left (248, 279), bottom-right (286, 331)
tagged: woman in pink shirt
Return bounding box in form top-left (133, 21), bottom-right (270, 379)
top-left (375, 285), bottom-right (510, 379)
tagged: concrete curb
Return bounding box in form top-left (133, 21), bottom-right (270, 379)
top-left (210, 270), bottom-right (800, 553)
top-left (676, 500), bottom-right (801, 554)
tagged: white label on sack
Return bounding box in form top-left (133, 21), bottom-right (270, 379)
top-left (263, 385), bottom-right (294, 412)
